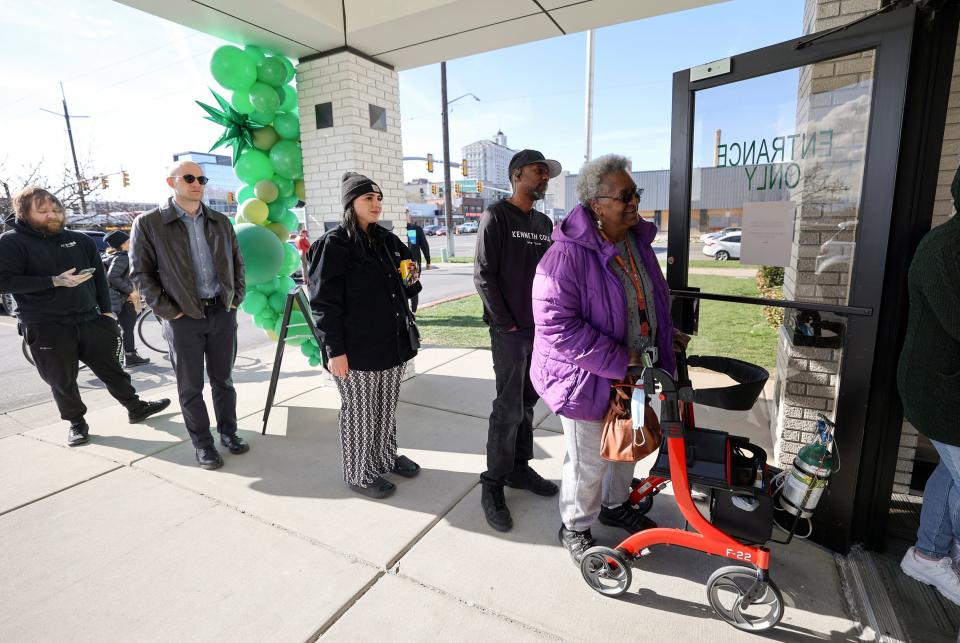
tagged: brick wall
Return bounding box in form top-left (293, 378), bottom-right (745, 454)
top-left (295, 51), bottom-right (405, 235)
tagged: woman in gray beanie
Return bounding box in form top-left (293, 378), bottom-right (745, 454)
top-left (307, 172), bottom-right (423, 499)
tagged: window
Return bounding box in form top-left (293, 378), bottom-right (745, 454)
top-left (369, 104), bottom-right (387, 131)
top-left (315, 102), bottom-right (333, 129)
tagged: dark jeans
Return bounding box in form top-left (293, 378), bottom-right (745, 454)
top-left (23, 315), bottom-right (140, 423)
top-left (481, 327), bottom-right (538, 485)
top-left (162, 304), bottom-right (238, 448)
top-left (117, 300), bottom-right (137, 353)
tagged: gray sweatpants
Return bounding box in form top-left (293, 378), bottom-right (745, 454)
top-left (559, 415), bottom-right (636, 532)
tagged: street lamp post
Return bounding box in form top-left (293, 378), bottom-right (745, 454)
top-left (439, 62), bottom-right (479, 259)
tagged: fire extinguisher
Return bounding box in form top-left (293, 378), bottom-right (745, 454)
top-left (773, 415), bottom-right (837, 537)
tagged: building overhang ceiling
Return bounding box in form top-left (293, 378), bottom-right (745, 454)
top-left (115, 0), bottom-right (726, 70)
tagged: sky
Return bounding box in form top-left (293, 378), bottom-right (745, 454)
top-left (0, 0), bottom-right (804, 204)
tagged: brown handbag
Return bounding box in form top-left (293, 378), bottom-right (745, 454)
top-left (600, 378), bottom-right (663, 462)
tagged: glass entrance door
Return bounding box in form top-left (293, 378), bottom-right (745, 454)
top-left (666, 7), bottom-right (915, 552)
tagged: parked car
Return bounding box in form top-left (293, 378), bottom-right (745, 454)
top-left (70, 229), bottom-right (109, 254)
top-left (701, 231), bottom-right (741, 261)
top-left (1, 293), bottom-right (16, 316)
top-left (455, 221), bottom-right (479, 234)
top-left (423, 224), bottom-right (441, 235)
top-left (434, 225), bottom-right (447, 236)
top-left (698, 226), bottom-right (741, 243)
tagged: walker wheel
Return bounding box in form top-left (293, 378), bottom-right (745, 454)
top-left (706, 566), bottom-right (784, 632)
top-left (633, 495), bottom-right (654, 515)
top-left (580, 546), bottom-right (632, 597)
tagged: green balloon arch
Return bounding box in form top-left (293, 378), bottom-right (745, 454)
top-left (198, 44), bottom-right (322, 367)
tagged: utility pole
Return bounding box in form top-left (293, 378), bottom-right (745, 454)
top-left (584, 30), bottom-right (595, 165)
top-left (440, 62), bottom-right (455, 259)
top-left (41, 83), bottom-right (89, 215)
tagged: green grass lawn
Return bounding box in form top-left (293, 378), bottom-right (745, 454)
top-left (445, 256), bottom-right (475, 263)
top-left (417, 274), bottom-right (778, 369)
top-left (660, 259), bottom-right (761, 270)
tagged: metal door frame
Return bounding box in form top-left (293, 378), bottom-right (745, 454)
top-left (666, 6), bottom-right (915, 552)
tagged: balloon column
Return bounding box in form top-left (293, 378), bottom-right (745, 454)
top-left (199, 44), bottom-right (322, 367)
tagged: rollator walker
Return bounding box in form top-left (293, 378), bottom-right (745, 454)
top-left (580, 351), bottom-right (803, 633)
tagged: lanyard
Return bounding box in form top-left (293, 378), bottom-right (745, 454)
top-left (611, 242), bottom-right (650, 338)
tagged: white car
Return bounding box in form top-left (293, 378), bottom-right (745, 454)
top-left (702, 231), bottom-right (742, 261)
top-left (698, 226), bottom-right (741, 243)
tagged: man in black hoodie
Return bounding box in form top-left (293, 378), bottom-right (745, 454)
top-left (405, 211), bottom-right (431, 312)
top-left (474, 149), bottom-right (562, 532)
top-left (0, 187), bottom-right (169, 446)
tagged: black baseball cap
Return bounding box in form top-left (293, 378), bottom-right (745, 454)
top-left (508, 149), bottom-right (562, 180)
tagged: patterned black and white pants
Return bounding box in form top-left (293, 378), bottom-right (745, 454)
top-left (333, 363), bottom-right (405, 487)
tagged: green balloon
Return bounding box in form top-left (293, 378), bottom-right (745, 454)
top-left (250, 110), bottom-right (275, 126)
top-left (210, 46), bottom-right (257, 91)
top-left (231, 90), bottom-right (255, 115)
top-left (252, 125), bottom-right (279, 151)
top-left (279, 241), bottom-right (300, 276)
top-left (267, 200), bottom-right (286, 222)
top-left (273, 112), bottom-right (300, 139)
top-left (286, 335), bottom-right (309, 346)
top-left (279, 85), bottom-right (297, 112)
top-left (254, 179), bottom-right (279, 203)
top-left (257, 57), bottom-right (287, 87)
top-left (277, 275), bottom-right (296, 293)
top-left (281, 195), bottom-right (300, 209)
top-left (235, 223), bottom-right (285, 285)
top-left (278, 56), bottom-right (296, 83)
top-left (256, 277), bottom-right (280, 294)
top-left (269, 140), bottom-right (303, 179)
top-left (308, 355), bottom-right (321, 367)
top-left (272, 175), bottom-right (294, 198)
top-left (278, 210), bottom-right (299, 233)
top-left (268, 291), bottom-right (287, 314)
top-left (237, 184), bottom-right (256, 203)
top-left (234, 148), bottom-right (274, 184)
top-left (254, 312), bottom-right (275, 330)
top-left (249, 81), bottom-right (280, 113)
top-left (300, 342), bottom-right (316, 358)
top-left (244, 45), bottom-right (266, 65)
top-left (240, 290), bottom-right (267, 315)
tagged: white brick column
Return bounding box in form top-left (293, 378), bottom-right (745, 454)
top-left (295, 50), bottom-right (404, 235)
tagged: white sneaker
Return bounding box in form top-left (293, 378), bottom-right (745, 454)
top-left (900, 547), bottom-right (960, 606)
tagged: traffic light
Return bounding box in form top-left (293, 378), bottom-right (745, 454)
top-left (121, 170), bottom-right (130, 187)
top-left (100, 176), bottom-right (109, 189)
top-left (80, 180), bottom-right (89, 192)
top-left (476, 180), bottom-right (483, 192)
top-left (227, 191), bottom-right (235, 204)
top-left (431, 184), bottom-right (438, 195)
top-left (461, 159), bottom-right (468, 177)
top-left (454, 183), bottom-right (461, 196)
top-left (426, 153), bottom-right (434, 173)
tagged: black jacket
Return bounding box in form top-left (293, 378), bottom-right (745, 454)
top-left (473, 199), bottom-right (553, 330)
top-left (104, 250), bottom-right (134, 313)
top-left (405, 223), bottom-right (431, 266)
top-left (0, 219), bottom-right (110, 324)
top-left (308, 224), bottom-right (422, 371)
top-left (129, 198), bottom-right (245, 321)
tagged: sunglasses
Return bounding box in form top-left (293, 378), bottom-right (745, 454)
top-left (595, 188), bottom-right (644, 204)
top-left (172, 174), bottom-right (209, 185)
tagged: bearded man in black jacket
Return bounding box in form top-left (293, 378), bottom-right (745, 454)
top-left (474, 149), bottom-right (562, 532)
top-left (0, 187), bottom-right (169, 446)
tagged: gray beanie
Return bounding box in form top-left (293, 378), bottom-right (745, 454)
top-left (341, 172), bottom-right (381, 210)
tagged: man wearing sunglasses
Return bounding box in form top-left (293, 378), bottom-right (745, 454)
top-left (129, 160), bottom-right (248, 470)
top-left (474, 149), bottom-right (562, 532)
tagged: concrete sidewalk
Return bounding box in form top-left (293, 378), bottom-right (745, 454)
top-left (0, 344), bottom-right (864, 642)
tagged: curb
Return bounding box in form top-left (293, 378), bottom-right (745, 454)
top-left (416, 291), bottom-right (476, 311)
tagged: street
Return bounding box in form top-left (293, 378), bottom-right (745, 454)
top-left (0, 263), bottom-right (476, 417)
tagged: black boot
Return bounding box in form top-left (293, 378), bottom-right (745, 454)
top-left (128, 398), bottom-right (171, 423)
top-left (481, 481), bottom-right (512, 532)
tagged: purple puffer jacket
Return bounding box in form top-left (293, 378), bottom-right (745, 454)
top-left (531, 204), bottom-right (675, 422)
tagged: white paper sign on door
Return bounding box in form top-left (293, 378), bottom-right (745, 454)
top-left (741, 201), bottom-right (796, 267)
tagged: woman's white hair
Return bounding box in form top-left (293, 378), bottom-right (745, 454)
top-left (575, 154), bottom-right (632, 205)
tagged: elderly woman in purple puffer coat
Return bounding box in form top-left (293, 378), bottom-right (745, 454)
top-left (531, 154), bottom-right (687, 565)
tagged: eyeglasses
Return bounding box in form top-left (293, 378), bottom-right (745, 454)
top-left (595, 188), bottom-right (643, 204)
top-left (172, 174), bottom-right (209, 185)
